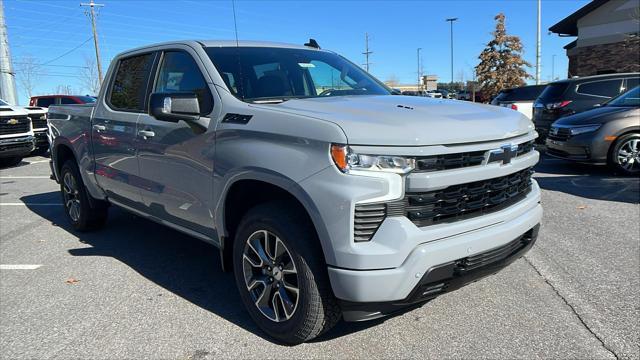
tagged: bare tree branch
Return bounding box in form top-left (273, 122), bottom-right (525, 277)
top-left (15, 55), bottom-right (43, 99)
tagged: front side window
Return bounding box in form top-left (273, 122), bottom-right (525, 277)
top-left (109, 53), bottom-right (155, 111)
top-left (205, 47), bottom-right (390, 102)
top-left (577, 79), bottom-right (623, 98)
top-left (154, 51), bottom-right (212, 115)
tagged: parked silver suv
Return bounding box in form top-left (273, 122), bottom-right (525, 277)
top-left (48, 40), bottom-right (542, 344)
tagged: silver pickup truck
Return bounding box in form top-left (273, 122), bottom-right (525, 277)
top-left (48, 40), bottom-right (542, 344)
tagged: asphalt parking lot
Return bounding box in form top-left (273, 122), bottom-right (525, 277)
top-left (0, 154), bottom-right (638, 359)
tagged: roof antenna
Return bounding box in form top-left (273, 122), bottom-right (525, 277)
top-left (304, 39), bottom-right (321, 49)
top-left (231, 0), bottom-right (239, 47)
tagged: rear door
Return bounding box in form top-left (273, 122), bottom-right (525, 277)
top-left (136, 48), bottom-right (218, 237)
top-left (92, 51), bottom-right (157, 208)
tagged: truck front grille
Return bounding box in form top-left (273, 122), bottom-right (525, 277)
top-left (0, 116), bottom-right (30, 135)
top-left (387, 167), bottom-right (534, 227)
top-left (353, 203), bottom-right (386, 242)
top-left (30, 117), bottom-right (47, 129)
top-left (414, 140), bottom-right (535, 172)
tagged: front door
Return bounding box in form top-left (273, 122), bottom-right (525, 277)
top-left (92, 52), bottom-right (156, 208)
top-left (136, 49), bottom-right (217, 237)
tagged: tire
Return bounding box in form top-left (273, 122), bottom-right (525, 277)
top-left (59, 160), bottom-right (109, 231)
top-left (232, 201), bottom-right (341, 344)
top-left (608, 133), bottom-right (640, 175)
top-left (0, 157), bottom-right (23, 168)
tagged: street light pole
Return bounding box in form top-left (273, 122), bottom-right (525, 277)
top-left (551, 54), bottom-right (556, 81)
top-left (417, 47), bottom-right (422, 92)
top-left (535, 0), bottom-right (541, 85)
top-left (446, 18), bottom-right (458, 91)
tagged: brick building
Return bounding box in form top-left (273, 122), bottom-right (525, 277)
top-left (550, 0), bottom-right (640, 77)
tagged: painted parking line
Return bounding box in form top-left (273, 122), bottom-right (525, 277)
top-left (0, 203), bottom-right (61, 206)
top-left (0, 176), bottom-right (51, 179)
top-left (27, 160), bottom-right (51, 164)
top-left (0, 264), bottom-right (42, 270)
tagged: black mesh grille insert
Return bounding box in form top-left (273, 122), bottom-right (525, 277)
top-left (387, 167), bottom-right (534, 227)
top-left (354, 203), bottom-right (386, 242)
top-left (0, 116), bottom-right (30, 135)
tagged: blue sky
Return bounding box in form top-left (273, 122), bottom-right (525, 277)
top-left (5, 0), bottom-right (588, 104)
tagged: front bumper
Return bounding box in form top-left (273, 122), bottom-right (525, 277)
top-left (340, 224), bottom-right (539, 321)
top-left (328, 182), bottom-right (542, 306)
top-left (33, 130), bottom-right (49, 148)
top-left (0, 136), bottom-right (35, 158)
top-left (545, 133), bottom-right (609, 165)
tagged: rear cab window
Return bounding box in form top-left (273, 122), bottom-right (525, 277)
top-left (108, 53), bottom-right (156, 112)
top-left (36, 97), bottom-right (55, 107)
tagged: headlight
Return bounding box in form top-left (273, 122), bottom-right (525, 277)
top-left (568, 124), bottom-right (601, 136)
top-left (330, 144), bottom-right (415, 174)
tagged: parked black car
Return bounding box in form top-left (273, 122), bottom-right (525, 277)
top-left (545, 86), bottom-right (640, 175)
top-left (533, 73), bottom-right (639, 142)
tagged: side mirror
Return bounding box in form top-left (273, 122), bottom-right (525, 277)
top-left (149, 92), bottom-right (200, 122)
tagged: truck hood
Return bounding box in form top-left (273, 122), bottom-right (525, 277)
top-left (267, 95), bottom-right (533, 146)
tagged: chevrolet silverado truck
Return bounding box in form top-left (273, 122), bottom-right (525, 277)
top-left (48, 40), bottom-right (542, 344)
top-left (0, 99), bottom-right (35, 167)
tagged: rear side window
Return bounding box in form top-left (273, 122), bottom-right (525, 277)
top-left (576, 79), bottom-right (623, 98)
top-left (109, 53), bottom-right (155, 112)
top-left (36, 97), bottom-right (55, 107)
top-left (537, 83), bottom-right (569, 102)
top-left (60, 97), bottom-right (77, 105)
top-left (154, 51), bottom-right (213, 115)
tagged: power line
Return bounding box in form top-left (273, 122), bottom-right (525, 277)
top-left (40, 37), bottom-right (92, 65)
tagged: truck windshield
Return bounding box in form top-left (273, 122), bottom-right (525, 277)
top-left (205, 47), bottom-right (390, 102)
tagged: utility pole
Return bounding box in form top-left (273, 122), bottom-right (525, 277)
top-left (446, 18), bottom-right (457, 91)
top-left (535, 0), bottom-right (541, 85)
top-left (362, 32), bottom-right (372, 72)
top-left (81, 0), bottom-right (104, 85)
top-left (417, 47), bottom-right (422, 91)
top-left (551, 54), bottom-right (556, 81)
top-left (0, 0), bottom-right (18, 104)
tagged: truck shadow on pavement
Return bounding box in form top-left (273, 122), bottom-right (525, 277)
top-left (534, 155), bottom-right (640, 204)
top-left (21, 192), bottom-right (384, 344)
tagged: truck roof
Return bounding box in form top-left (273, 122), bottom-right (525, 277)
top-left (118, 40), bottom-right (329, 57)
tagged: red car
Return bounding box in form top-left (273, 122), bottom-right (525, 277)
top-left (29, 95), bottom-right (96, 108)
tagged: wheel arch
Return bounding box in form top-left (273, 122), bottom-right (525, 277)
top-left (216, 170), bottom-right (332, 272)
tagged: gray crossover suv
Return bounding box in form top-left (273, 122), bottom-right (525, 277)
top-left (47, 40), bottom-right (542, 344)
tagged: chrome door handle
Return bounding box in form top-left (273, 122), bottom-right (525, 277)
top-left (92, 124), bottom-right (106, 132)
top-left (138, 130), bottom-right (155, 139)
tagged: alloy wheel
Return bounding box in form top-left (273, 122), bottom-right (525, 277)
top-left (242, 230), bottom-right (300, 322)
top-left (63, 172), bottom-right (81, 222)
top-left (617, 138), bottom-right (640, 172)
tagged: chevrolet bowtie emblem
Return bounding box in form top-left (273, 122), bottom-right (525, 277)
top-left (488, 144), bottom-right (518, 165)
top-left (7, 118), bottom-right (18, 125)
